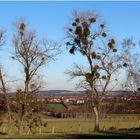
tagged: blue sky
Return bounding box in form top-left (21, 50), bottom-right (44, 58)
top-left (0, 1), bottom-right (140, 91)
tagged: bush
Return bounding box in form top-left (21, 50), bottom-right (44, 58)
top-left (108, 126), bottom-right (116, 131)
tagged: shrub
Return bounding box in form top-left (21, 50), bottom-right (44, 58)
top-left (108, 126), bottom-right (116, 131)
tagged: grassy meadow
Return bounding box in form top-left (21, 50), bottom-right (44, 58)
top-left (0, 113), bottom-right (140, 138)
top-left (47, 103), bottom-right (67, 111)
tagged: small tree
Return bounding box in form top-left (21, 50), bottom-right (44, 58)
top-left (12, 20), bottom-right (59, 134)
top-left (66, 10), bottom-right (121, 131)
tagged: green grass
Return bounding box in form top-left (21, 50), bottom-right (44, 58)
top-left (1, 131), bottom-right (140, 139)
top-left (107, 113), bottom-right (140, 117)
top-left (0, 114), bottom-right (140, 138)
top-left (39, 118), bottom-right (140, 133)
top-left (47, 103), bottom-right (67, 111)
top-left (1, 118), bottom-right (140, 135)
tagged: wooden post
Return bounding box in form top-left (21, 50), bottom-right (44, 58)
top-left (103, 125), bottom-right (106, 131)
top-left (39, 128), bottom-right (42, 134)
top-left (52, 127), bottom-right (55, 134)
top-left (3, 127), bottom-right (5, 133)
top-left (27, 129), bottom-right (30, 135)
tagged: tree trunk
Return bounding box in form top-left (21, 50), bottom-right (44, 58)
top-left (90, 87), bottom-right (100, 132)
top-left (18, 103), bottom-right (25, 134)
top-left (0, 69), bottom-right (12, 134)
top-left (18, 76), bottom-right (29, 134)
top-left (93, 106), bottom-right (100, 132)
top-left (25, 79), bottom-right (29, 103)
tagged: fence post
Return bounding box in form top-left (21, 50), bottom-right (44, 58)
top-left (3, 127), bottom-right (5, 133)
top-left (39, 127), bottom-right (42, 134)
top-left (52, 127), bottom-right (55, 134)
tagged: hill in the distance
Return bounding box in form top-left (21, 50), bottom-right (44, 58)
top-left (1, 90), bottom-right (136, 97)
top-left (37, 90), bottom-right (86, 96)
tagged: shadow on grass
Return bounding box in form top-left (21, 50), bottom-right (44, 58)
top-left (0, 132), bottom-right (7, 135)
top-left (46, 133), bottom-right (140, 139)
top-left (1, 129), bottom-right (140, 139)
top-left (6, 132), bottom-right (140, 139)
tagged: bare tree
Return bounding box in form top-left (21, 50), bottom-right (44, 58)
top-left (0, 30), bottom-right (12, 134)
top-left (65, 10), bottom-right (121, 131)
top-left (12, 20), bottom-right (60, 134)
top-left (121, 38), bottom-right (140, 95)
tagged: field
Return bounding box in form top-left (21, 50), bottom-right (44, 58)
top-left (0, 114), bottom-right (140, 138)
top-left (47, 103), bottom-right (67, 111)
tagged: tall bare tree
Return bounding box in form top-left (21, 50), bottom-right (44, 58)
top-left (12, 21), bottom-right (59, 134)
top-left (66, 10), bottom-right (121, 131)
top-left (0, 30), bottom-right (12, 134)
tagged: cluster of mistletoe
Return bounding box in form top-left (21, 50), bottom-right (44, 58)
top-left (66, 15), bottom-right (119, 87)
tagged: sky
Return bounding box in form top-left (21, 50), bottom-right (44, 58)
top-left (0, 1), bottom-right (140, 91)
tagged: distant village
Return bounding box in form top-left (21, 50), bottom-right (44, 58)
top-left (0, 90), bottom-right (140, 118)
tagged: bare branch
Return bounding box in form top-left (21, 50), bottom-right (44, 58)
top-left (0, 30), bottom-right (5, 47)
